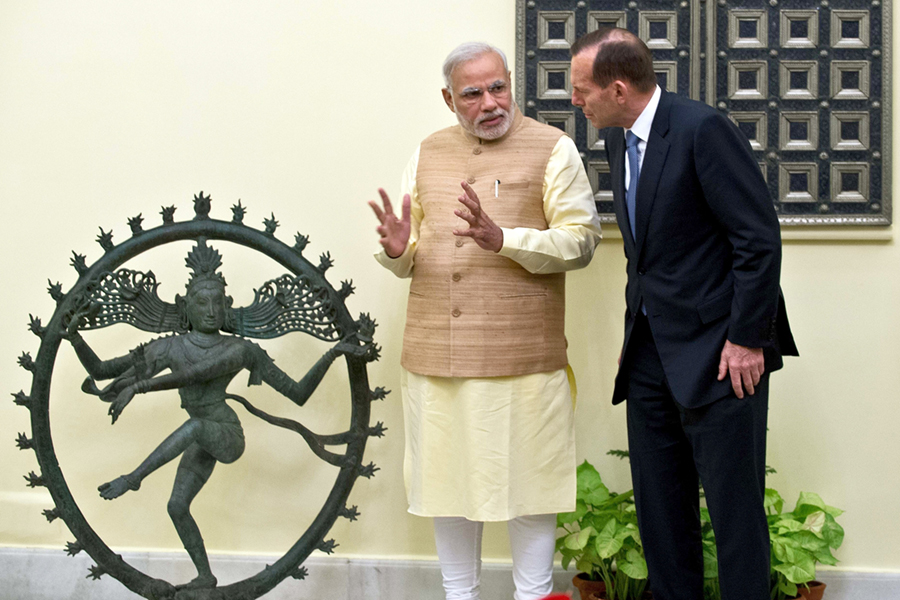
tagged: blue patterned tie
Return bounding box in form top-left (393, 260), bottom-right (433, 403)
top-left (625, 130), bottom-right (641, 240)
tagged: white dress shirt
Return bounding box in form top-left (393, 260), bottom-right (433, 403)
top-left (624, 85), bottom-right (662, 192)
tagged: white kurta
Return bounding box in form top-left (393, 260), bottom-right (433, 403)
top-left (377, 134), bottom-right (601, 521)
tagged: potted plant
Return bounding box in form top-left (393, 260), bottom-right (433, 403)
top-left (702, 488), bottom-right (844, 600)
top-left (556, 461), bottom-right (649, 600)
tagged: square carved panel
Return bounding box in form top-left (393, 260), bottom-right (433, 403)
top-left (830, 112), bottom-right (870, 151)
top-left (831, 163), bottom-right (870, 203)
top-left (537, 61), bottom-right (572, 100)
top-left (779, 163), bottom-right (818, 203)
top-left (639, 11), bottom-right (678, 50)
top-left (587, 160), bottom-right (614, 204)
top-left (588, 10), bottom-right (627, 31)
top-left (537, 110), bottom-right (576, 139)
top-left (538, 11), bottom-right (576, 50)
top-left (654, 61), bottom-right (678, 93)
top-left (831, 10), bottom-right (870, 49)
top-left (780, 10), bottom-right (818, 48)
top-left (831, 61), bottom-right (870, 99)
top-left (729, 10), bottom-right (767, 48)
top-left (729, 111), bottom-right (768, 151)
top-left (779, 61), bottom-right (819, 100)
top-left (728, 61), bottom-right (768, 100)
top-left (779, 112), bottom-right (819, 151)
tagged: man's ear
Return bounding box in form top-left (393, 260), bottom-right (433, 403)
top-left (613, 80), bottom-right (628, 105)
top-left (442, 88), bottom-right (456, 113)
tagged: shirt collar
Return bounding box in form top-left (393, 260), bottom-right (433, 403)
top-left (626, 85), bottom-right (662, 143)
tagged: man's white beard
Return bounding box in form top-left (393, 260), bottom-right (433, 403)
top-left (455, 102), bottom-right (515, 140)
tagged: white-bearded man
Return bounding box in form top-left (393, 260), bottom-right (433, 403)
top-left (368, 42), bottom-right (602, 600)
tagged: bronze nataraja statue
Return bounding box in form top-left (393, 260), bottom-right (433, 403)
top-left (63, 238), bottom-right (369, 592)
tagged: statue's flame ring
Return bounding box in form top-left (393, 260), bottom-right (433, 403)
top-left (28, 217), bottom-right (373, 599)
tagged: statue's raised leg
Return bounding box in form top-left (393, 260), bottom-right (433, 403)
top-left (99, 418), bottom-right (205, 499)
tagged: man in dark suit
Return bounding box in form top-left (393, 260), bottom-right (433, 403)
top-left (569, 28), bottom-right (798, 600)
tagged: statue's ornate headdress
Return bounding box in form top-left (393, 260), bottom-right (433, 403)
top-left (184, 238), bottom-right (227, 294)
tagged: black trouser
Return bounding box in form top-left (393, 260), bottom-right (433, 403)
top-left (622, 314), bottom-right (770, 600)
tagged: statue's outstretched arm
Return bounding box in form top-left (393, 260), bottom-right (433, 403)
top-left (68, 331), bottom-right (133, 380)
top-left (259, 337), bottom-right (367, 407)
top-left (107, 343), bottom-right (246, 423)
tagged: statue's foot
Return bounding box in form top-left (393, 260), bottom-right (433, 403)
top-left (176, 574), bottom-right (217, 590)
top-left (98, 475), bottom-right (139, 500)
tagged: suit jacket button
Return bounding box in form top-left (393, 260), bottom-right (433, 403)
top-left (466, 176), bottom-right (476, 184)
top-left (452, 308), bottom-right (461, 317)
top-left (638, 269), bottom-right (646, 275)
top-left (452, 273), bottom-right (461, 282)
top-left (455, 239), bottom-right (464, 247)
top-left (473, 147), bottom-right (482, 155)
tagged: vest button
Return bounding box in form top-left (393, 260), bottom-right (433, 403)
top-left (452, 308), bottom-right (461, 317)
top-left (452, 273), bottom-right (461, 282)
top-left (455, 239), bottom-right (464, 247)
top-left (473, 147), bottom-right (482, 155)
top-left (466, 176), bottom-right (476, 184)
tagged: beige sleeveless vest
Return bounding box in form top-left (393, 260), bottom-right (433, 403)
top-left (401, 109), bottom-right (568, 378)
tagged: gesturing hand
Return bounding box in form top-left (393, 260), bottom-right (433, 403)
top-left (109, 386), bottom-right (136, 424)
top-left (717, 340), bottom-right (765, 399)
top-left (453, 181), bottom-right (503, 252)
top-left (368, 188), bottom-right (411, 259)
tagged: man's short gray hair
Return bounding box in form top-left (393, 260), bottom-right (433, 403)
top-left (442, 42), bottom-right (509, 90)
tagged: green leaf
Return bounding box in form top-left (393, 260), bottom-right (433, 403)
top-left (778, 579), bottom-right (798, 598)
top-left (765, 488), bottom-right (785, 514)
top-left (814, 548), bottom-right (838, 566)
top-left (558, 500), bottom-right (588, 525)
top-left (824, 504), bottom-right (844, 518)
top-left (577, 461), bottom-right (604, 495)
top-left (796, 492), bottom-right (826, 511)
top-left (576, 558), bottom-right (596, 574)
top-left (775, 519), bottom-right (803, 533)
top-left (562, 553), bottom-right (572, 571)
top-left (618, 548), bottom-right (649, 580)
top-left (607, 449), bottom-right (630, 461)
top-left (795, 530), bottom-right (826, 551)
top-left (587, 512), bottom-right (616, 534)
top-left (801, 511), bottom-right (826, 534)
top-left (773, 556), bottom-right (817, 584)
top-left (773, 538), bottom-right (796, 563)
top-left (595, 519), bottom-right (624, 559)
top-left (619, 523), bottom-right (641, 545)
top-left (792, 492), bottom-right (827, 519)
top-left (702, 544), bottom-right (718, 579)
top-left (822, 515), bottom-right (845, 549)
top-left (565, 527), bottom-right (594, 551)
top-left (585, 485), bottom-right (611, 507)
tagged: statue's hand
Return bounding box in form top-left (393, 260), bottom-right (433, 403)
top-left (333, 334), bottom-right (371, 358)
top-left (60, 312), bottom-right (84, 341)
top-left (61, 303), bottom-right (95, 340)
top-left (109, 386), bottom-right (135, 424)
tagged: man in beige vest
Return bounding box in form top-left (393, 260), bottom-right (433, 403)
top-left (369, 42), bottom-right (601, 600)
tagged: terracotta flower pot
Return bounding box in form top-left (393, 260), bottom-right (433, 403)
top-left (572, 573), bottom-right (606, 600)
top-left (792, 581), bottom-right (826, 600)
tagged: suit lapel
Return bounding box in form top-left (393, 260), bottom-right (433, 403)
top-left (606, 128), bottom-right (635, 257)
top-left (634, 91), bottom-right (672, 262)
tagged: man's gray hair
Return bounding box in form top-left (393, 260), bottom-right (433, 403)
top-left (442, 42), bottom-right (509, 90)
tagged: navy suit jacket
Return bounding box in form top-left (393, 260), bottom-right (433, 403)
top-left (607, 90), bottom-right (798, 408)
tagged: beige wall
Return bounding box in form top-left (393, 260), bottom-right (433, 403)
top-left (1, 0), bottom-right (897, 573)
